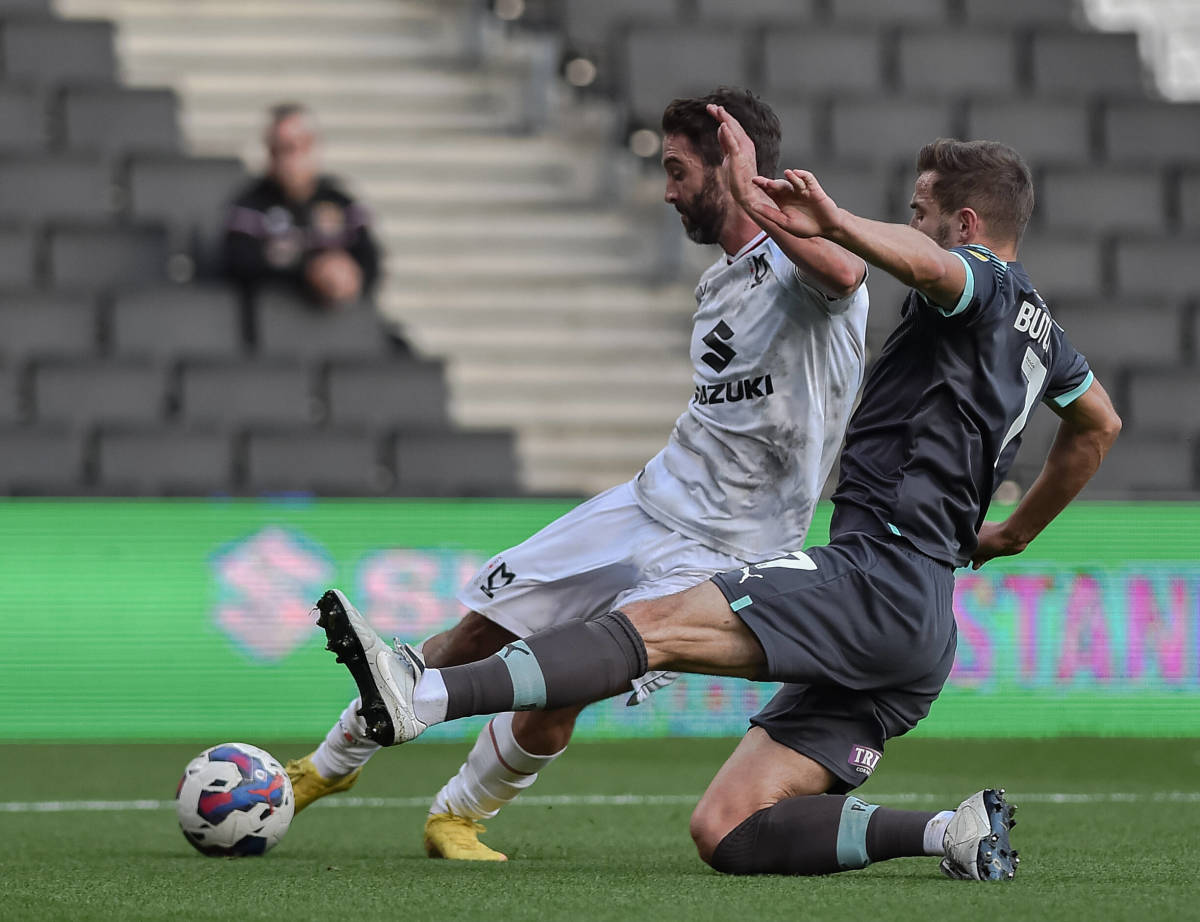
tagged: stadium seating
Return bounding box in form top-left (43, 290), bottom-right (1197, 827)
top-left (0, 426), bottom-right (85, 493)
top-left (60, 87), bottom-right (180, 154)
top-left (0, 226), bottom-right (37, 288)
top-left (1103, 102), bottom-right (1200, 164)
top-left (624, 28), bottom-right (751, 124)
top-left (965, 100), bottom-right (1092, 164)
top-left (48, 225), bottom-right (170, 291)
top-left (1030, 32), bottom-right (1148, 95)
top-left (393, 429), bottom-right (519, 497)
top-left (255, 292), bottom-right (393, 360)
top-left (95, 427), bottom-right (233, 495)
top-left (0, 85), bottom-right (47, 152)
top-left (323, 359), bottom-right (450, 430)
top-left (0, 18), bottom-right (115, 85)
top-left (108, 288), bottom-right (243, 362)
top-left (177, 360), bottom-right (316, 429)
top-left (32, 359), bottom-right (165, 427)
top-left (243, 429), bottom-right (387, 495)
top-left (898, 31), bottom-right (1019, 96)
top-left (1040, 168), bottom-right (1166, 234)
top-left (0, 294), bottom-right (98, 365)
top-left (0, 156), bottom-right (114, 223)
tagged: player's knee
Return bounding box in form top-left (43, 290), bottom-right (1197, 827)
top-left (689, 797), bottom-right (746, 866)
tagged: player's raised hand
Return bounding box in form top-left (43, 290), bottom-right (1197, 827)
top-left (749, 169), bottom-right (842, 239)
top-left (707, 103), bottom-right (772, 215)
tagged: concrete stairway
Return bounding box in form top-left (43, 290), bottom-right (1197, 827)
top-left (54, 0), bottom-right (697, 496)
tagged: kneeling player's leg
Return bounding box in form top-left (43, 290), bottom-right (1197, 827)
top-left (696, 686), bottom-right (954, 876)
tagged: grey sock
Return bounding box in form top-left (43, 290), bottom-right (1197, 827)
top-left (442, 611), bottom-right (648, 721)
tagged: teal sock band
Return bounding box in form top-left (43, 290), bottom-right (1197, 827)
top-left (836, 796), bottom-right (879, 870)
top-left (498, 641), bottom-right (547, 710)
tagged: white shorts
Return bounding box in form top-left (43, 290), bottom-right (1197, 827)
top-left (456, 481), bottom-right (748, 701)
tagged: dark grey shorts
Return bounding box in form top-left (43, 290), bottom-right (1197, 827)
top-left (710, 531), bottom-right (957, 792)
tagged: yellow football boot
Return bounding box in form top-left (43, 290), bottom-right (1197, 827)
top-left (284, 754), bottom-right (362, 813)
top-left (423, 813), bottom-right (508, 861)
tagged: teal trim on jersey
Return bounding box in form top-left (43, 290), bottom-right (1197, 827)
top-left (936, 249), bottom-right (974, 319)
top-left (836, 797), bottom-right (879, 870)
top-left (500, 641), bottom-right (547, 710)
top-left (887, 522), bottom-right (902, 536)
top-left (1051, 370), bottom-right (1095, 408)
top-left (730, 595), bottom-right (753, 612)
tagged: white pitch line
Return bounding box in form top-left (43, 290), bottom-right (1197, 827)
top-left (2, 792), bottom-right (1200, 813)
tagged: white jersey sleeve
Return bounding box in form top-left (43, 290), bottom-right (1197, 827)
top-left (632, 234), bottom-right (869, 560)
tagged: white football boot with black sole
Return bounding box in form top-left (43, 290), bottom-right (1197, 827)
top-left (940, 788), bottom-right (1020, 881)
top-left (315, 589), bottom-right (428, 746)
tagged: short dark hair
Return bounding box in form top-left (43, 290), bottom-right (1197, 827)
top-left (916, 139), bottom-right (1035, 244)
top-left (268, 102), bottom-right (312, 128)
top-left (661, 87), bottom-right (781, 178)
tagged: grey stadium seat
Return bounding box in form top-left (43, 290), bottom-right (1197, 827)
top-left (0, 426), bottom-right (85, 494)
top-left (1181, 172), bottom-right (1200, 229)
top-left (95, 427), bottom-right (234, 495)
top-left (1040, 168), bottom-right (1166, 234)
top-left (125, 155), bottom-right (246, 271)
top-left (560, 0), bottom-right (679, 51)
top-left (32, 358), bottom-right (165, 427)
top-left (0, 294), bottom-right (97, 364)
top-left (1115, 237), bottom-right (1200, 299)
top-left (797, 162), bottom-right (891, 223)
top-left (0, 19), bottom-right (115, 86)
top-left (393, 429), bottom-right (518, 497)
top-left (1031, 32), bottom-right (1147, 96)
top-left (0, 361), bottom-right (20, 423)
top-left (1128, 370), bottom-right (1200, 434)
top-left (963, 0), bottom-right (1078, 24)
top-left (47, 224), bottom-right (168, 291)
top-left (323, 359), bottom-right (449, 430)
top-left (965, 100), bottom-right (1093, 164)
top-left (0, 226), bottom-right (36, 288)
top-left (830, 99), bottom-right (955, 162)
top-left (898, 31), bottom-right (1018, 96)
top-left (828, 0), bottom-right (949, 25)
top-left (1051, 300), bottom-right (1183, 369)
top-left (0, 85), bottom-right (47, 153)
top-left (60, 87), bottom-right (179, 155)
top-left (243, 428), bottom-right (388, 495)
top-left (178, 360), bottom-right (317, 428)
top-left (1082, 435), bottom-right (1196, 496)
top-left (109, 287), bottom-right (243, 362)
top-left (764, 30), bottom-right (886, 96)
top-left (772, 101), bottom-right (820, 163)
top-left (624, 27), bottom-right (750, 125)
top-left (1103, 103), bottom-right (1200, 165)
top-left (696, 0), bottom-right (818, 23)
top-left (0, 156), bottom-right (113, 222)
top-left (256, 292), bottom-right (391, 360)
top-left (1016, 235), bottom-right (1104, 300)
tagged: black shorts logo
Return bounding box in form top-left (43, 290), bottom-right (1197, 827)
top-left (480, 562), bottom-right (516, 599)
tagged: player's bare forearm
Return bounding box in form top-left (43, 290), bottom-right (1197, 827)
top-left (825, 211), bottom-right (966, 308)
top-left (972, 383), bottom-right (1121, 568)
top-left (769, 233), bottom-right (865, 299)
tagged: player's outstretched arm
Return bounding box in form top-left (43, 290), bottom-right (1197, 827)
top-left (708, 104), bottom-right (863, 299)
top-left (971, 380), bottom-right (1122, 569)
top-left (750, 172), bottom-right (970, 311)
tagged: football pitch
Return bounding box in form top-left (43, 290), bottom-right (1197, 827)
top-left (2, 738), bottom-right (1195, 922)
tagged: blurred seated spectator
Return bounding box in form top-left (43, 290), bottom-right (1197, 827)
top-left (223, 103), bottom-right (381, 310)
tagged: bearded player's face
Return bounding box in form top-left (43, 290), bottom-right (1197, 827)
top-left (662, 133), bottom-right (728, 246)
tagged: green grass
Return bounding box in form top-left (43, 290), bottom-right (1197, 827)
top-left (2, 738), bottom-right (1197, 921)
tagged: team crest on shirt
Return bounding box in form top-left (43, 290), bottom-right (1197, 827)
top-left (479, 560), bottom-right (516, 599)
top-left (748, 253), bottom-right (770, 289)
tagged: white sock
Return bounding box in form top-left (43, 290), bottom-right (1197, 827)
top-left (923, 810), bottom-right (955, 856)
top-left (310, 697), bottom-right (381, 779)
top-left (429, 711), bottom-right (566, 819)
top-left (413, 668), bottom-right (449, 726)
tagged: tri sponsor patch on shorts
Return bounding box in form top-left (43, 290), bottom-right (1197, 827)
top-left (848, 745), bottom-right (882, 776)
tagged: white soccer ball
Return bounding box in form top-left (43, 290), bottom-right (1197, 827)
top-left (175, 742), bottom-right (294, 857)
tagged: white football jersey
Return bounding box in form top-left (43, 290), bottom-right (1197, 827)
top-left (632, 233), bottom-right (869, 560)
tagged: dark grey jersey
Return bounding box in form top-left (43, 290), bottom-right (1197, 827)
top-left (832, 244), bottom-right (1093, 567)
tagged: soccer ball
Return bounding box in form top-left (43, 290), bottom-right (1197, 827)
top-left (175, 742), bottom-right (294, 857)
